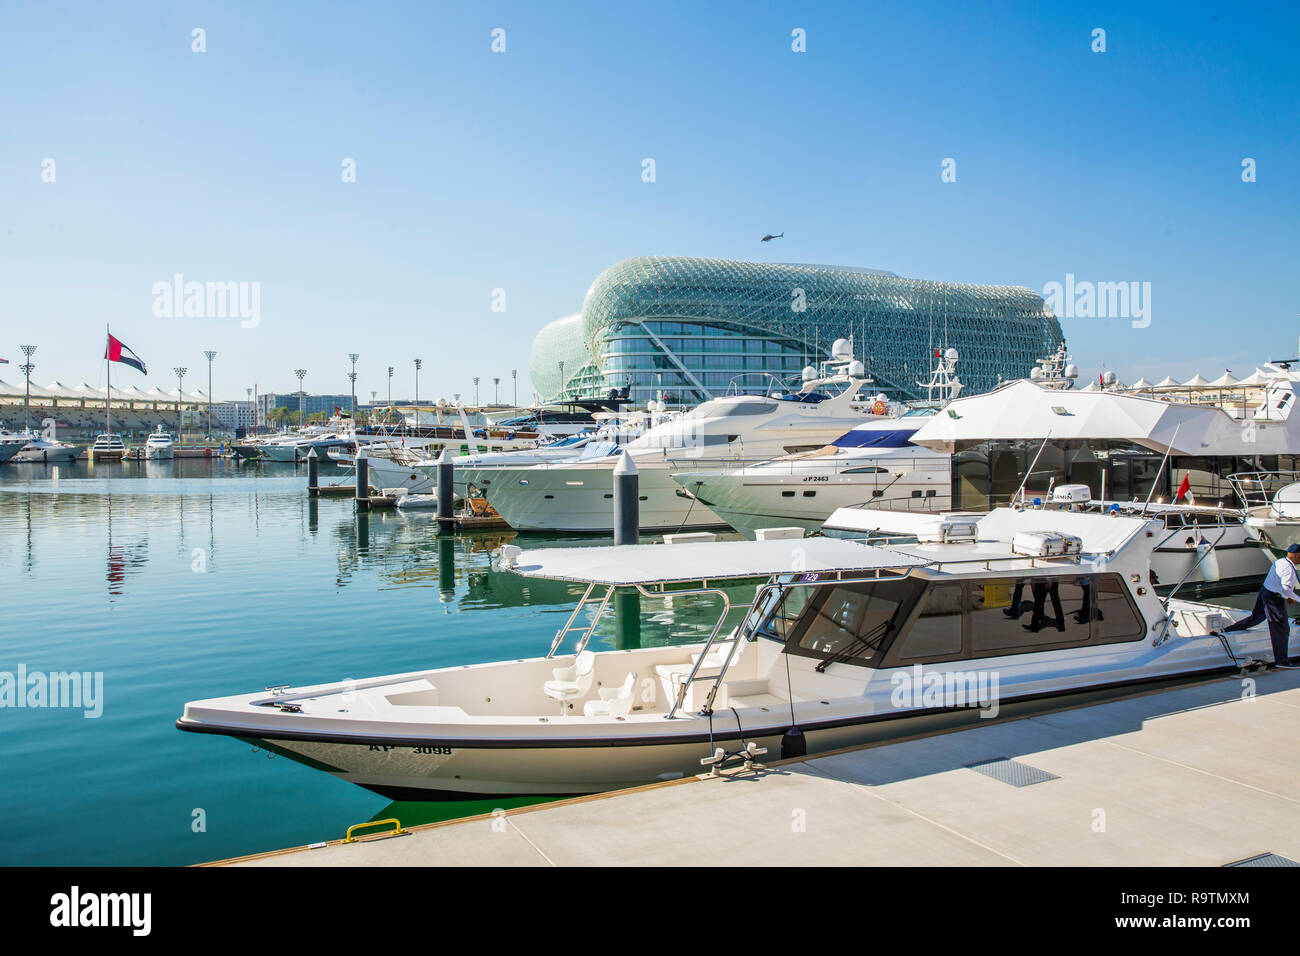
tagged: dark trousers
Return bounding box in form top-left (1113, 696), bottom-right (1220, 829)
top-left (1226, 588), bottom-right (1293, 665)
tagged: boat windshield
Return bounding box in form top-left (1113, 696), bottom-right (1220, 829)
top-left (757, 577), bottom-right (920, 668)
top-left (574, 440), bottom-right (622, 460)
top-left (831, 428), bottom-right (917, 449)
top-left (684, 398), bottom-right (776, 420)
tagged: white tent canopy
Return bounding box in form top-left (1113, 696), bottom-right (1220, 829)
top-left (1182, 373), bottom-right (1210, 387)
top-left (1207, 372), bottom-right (1238, 388)
top-left (1131, 377), bottom-right (1152, 389)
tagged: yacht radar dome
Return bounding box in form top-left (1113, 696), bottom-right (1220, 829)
top-left (1030, 367), bottom-right (1044, 380)
top-left (1103, 370), bottom-right (1117, 386)
top-left (830, 338), bottom-right (853, 361)
top-left (944, 347), bottom-right (959, 364)
top-left (847, 360), bottom-right (866, 379)
top-left (801, 365), bottom-right (818, 382)
top-left (1065, 364), bottom-right (1079, 380)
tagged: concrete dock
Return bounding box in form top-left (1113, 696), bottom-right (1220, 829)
top-left (214, 670), bottom-right (1300, 867)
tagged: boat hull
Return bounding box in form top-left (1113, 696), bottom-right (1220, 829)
top-left (679, 462), bottom-right (951, 538)
top-left (468, 461), bottom-right (729, 533)
top-left (183, 665), bottom-right (1243, 799)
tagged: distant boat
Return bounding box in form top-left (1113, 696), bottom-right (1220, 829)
top-left (90, 433), bottom-right (129, 461)
top-left (0, 430), bottom-right (29, 463)
top-left (144, 426), bottom-right (175, 460)
top-left (13, 432), bottom-right (82, 463)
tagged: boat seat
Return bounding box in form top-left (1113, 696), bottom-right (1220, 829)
top-left (654, 639), bottom-right (746, 711)
top-left (583, 672), bottom-right (637, 717)
top-left (544, 650), bottom-right (596, 714)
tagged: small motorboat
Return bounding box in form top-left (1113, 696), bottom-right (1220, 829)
top-left (178, 506), bottom-right (1287, 801)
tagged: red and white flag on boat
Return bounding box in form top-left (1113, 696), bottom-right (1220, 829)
top-left (104, 333), bottom-right (147, 374)
top-left (1174, 474), bottom-right (1191, 502)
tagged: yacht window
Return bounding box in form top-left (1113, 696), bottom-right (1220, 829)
top-left (753, 579), bottom-right (814, 641)
top-left (842, 466), bottom-right (889, 475)
top-left (1090, 575), bottom-right (1145, 643)
top-left (969, 577), bottom-right (1089, 657)
top-left (786, 580), bottom-right (913, 667)
top-left (893, 584), bottom-right (964, 662)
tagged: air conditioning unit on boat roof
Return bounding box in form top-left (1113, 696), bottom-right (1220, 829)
top-left (916, 515), bottom-right (980, 544)
top-left (1012, 531), bottom-right (1083, 557)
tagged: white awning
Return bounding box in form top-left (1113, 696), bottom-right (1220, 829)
top-left (1182, 373), bottom-right (1210, 387)
top-left (508, 537), bottom-right (928, 585)
top-left (1207, 372), bottom-right (1238, 388)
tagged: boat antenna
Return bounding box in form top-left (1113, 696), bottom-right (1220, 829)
top-left (1141, 422), bottom-right (1182, 513)
top-left (1012, 434), bottom-right (1052, 507)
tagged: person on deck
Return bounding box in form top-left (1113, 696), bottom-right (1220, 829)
top-left (1223, 544), bottom-right (1300, 669)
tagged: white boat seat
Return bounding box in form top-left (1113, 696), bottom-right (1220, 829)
top-left (583, 672), bottom-right (637, 717)
top-left (544, 650), bottom-right (596, 714)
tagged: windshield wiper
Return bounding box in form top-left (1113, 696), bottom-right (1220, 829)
top-left (813, 620), bottom-right (894, 673)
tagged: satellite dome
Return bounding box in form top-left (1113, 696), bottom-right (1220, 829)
top-left (847, 360), bottom-right (866, 379)
top-left (831, 338), bottom-right (853, 360)
top-left (1030, 367), bottom-right (1043, 380)
top-left (1103, 370), bottom-right (1117, 385)
top-left (1064, 364), bottom-right (1079, 379)
top-left (801, 365), bottom-right (818, 381)
top-left (944, 347), bottom-right (959, 363)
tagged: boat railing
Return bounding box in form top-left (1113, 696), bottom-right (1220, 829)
top-left (840, 492), bottom-right (956, 512)
top-left (1227, 471), bottom-right (1300, 512)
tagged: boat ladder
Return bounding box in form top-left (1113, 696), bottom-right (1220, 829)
top-left (546, 583), bottom-right (615, 658)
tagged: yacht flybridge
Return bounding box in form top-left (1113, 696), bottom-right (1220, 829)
top-left (463, 340), bottom-right (886, 533)
top-left (176, 507), bottom-right (1291, 800)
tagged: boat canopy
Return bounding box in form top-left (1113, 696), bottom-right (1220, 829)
top-left (508, 537), bottom-right (928, 586)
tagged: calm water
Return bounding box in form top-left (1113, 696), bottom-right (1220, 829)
top-left (0, 459), bottom-right (742, 865)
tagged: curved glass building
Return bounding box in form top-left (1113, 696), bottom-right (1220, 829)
top-left (530, 256), bottom-right (1063, 404)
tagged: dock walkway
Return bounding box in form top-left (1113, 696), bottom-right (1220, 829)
top-left (215, 670), bottom-right (1300, 867)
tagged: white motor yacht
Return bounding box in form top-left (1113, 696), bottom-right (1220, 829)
top-left (144, 426), bottom-right (175, 459)
top-left (466, 341), bottom-right (886, 533)
top-left (177, 506), bottom-right (1285, 800)
top-left (672, 412), bottom-right (951, 537)
top-left (13, 432), bottom-right (82, 463)
top-left (89, 433), bottom-right (129, 461)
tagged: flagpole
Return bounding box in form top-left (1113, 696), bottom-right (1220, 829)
top-left (105, 324), bottom-right (111, 437)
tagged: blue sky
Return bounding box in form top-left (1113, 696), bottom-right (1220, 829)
top-left (1, 0), bottom-right (1296, 402)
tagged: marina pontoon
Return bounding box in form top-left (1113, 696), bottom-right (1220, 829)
top-left (177, 507), bottom-right (1290, 800)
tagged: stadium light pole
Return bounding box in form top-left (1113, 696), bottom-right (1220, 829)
top-left (473, 376), bottom-right (480, 406)
top-left (173, 367), bottom-right (187, 444)
top-left (348, 353), bottom-right (359, 415)
top-left (294, 369), bottom-right (307, 428)
top-left (511, 368), bottom-right (517, 407)
top-left (245, 387), bottom-right (252, 435)
top-left (413, 359), bottom-right (422, 428)
top-left (493, 376), bottom-right (500, 405)
top-left (204, 350), bottom-right (216, 439)
top-left (19, 345), bottom-right (36, 433)
top-left (386, 366), bottom-right (393, 408)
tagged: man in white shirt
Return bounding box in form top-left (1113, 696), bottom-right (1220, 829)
top-left (1224, 543), bottom-right (1300, 668)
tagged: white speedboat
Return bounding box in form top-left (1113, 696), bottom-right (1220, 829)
top-left (672, 412), bottom-right (951, 537)
top-left (144, 426), bottom-right (175, 459)
top-left (177, 506), bottom-right (1285, 800)
top-left (89, 433), bottom-right (129, 461)
top-left (12, 433), bottom-right (82, 464)
top-left (466, 341), bottom-right (888, 533)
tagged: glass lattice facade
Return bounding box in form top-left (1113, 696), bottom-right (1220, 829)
top-left (529, 256), bottom-right (1063, 405)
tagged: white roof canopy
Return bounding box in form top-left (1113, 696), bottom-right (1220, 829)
top-left (909, 378), bottom-right (1300, 457)
top-left (509, 538), bottom-right (928, 585)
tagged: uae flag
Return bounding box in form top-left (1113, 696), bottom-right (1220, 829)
top-left (104, 333), bottom-right (147, 374)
